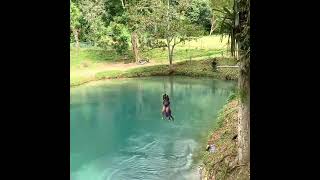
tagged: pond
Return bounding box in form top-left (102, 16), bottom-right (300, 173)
top-left (70, 77), bottom-right (236, 180)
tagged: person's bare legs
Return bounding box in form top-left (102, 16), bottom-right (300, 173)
top-left (165, 106), bottom-right (174, 120)
top-left (162, 106), bottom-right (166, 119)
top-left (165, 106), bottom-right (170, 113)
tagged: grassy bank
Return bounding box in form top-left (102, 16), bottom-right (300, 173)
top-left (70, 45), bottom-right (229, 69)
top-left (70, 35), bottom-right (236, 87)
top-left (70, 36), bottom-right (229, 67)
top-left (196, 97), bottom-right (250, 180)
top-left (69, 58), bottom-right (238, 87)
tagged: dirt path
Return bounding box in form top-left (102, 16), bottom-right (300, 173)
top-left (70, 61), bottom-right (165, 79)
top-left (98, 61), bottom-right (163, 70)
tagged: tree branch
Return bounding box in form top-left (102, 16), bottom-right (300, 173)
top-left (227, 164), bottom-right (247, 173)
top-left (212, 8), bottom-right (225, 14)
top-left (172, 38), bottom-right (177, 48)
top-left (166, 36), bottom-right (173, 46)
top-left (172, 38), bottom-right (185, 48)
top-left (212, 154), bottom-right (235, 168)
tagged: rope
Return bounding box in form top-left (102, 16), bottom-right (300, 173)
top-left (163, 77), bottom-right (166, 94)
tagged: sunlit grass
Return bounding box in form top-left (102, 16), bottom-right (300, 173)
top-left (70, 47), bottom-right (120, 69)
top-left (142, 48), bottom-right (229, 63)
top-left (93, 58), bottom-right (237, 85)
top-left (70, 35), bottom-right (230, 67)
top-left (70, 35), bottom-right (233, 86)
top-left (175, 35), bottom-right (229, 49)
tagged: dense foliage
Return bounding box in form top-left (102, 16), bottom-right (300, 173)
top-left (185, 0), bottom-right (212, 32)
top-left (70, 0), bottom-right (215, 60)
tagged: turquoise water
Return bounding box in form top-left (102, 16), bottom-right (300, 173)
top-left (70, 77), bottom-right (236, 180)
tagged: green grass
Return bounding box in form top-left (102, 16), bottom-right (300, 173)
top-left (94, 58), bottom-right (238, 82)
top-left (71, 57), bottom-right (238, 87)
top-left (142, 48), bottom-right (229, 63)
top-left (176, 35), bottom-right (230, 49)
top-left (70, 35), bottom-right (230, 68)
top-left (70, 47), bottom-right (120, 69)
top-left (70, 35), bottom-right (236, 87)
top-left (95, 70), bottom-right (124, 79)
top-left (70, 75), bottom-right (95, 87)
top-left (141, 35), bottom-right (229, 50)
top-left (141, 35), bottom-right (230, 63)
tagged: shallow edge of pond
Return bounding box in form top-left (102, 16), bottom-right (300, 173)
top-left (70, 75), bottom-right (237, 89)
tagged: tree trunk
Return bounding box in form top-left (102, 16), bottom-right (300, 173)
top-left (131, 32), bottom-right (139, 63)
top-left (72, 28), bottom-right (80, 50)
top-left (236, 0), bottom-right (250, 165)
top-left (235, 40), bottom-right (239, 60)
top-left (166, 36), bottom-right (175, 66)
top-left (166, 38), bottom-right (172, 65)
top-left (169, 46), bottom-right (174, 65)
top-left (167, 45), bottom-right (174, 65)
top-left (209, 14), bottom-right (216, 35)
top-left (120, 0), bottom-right (125, 9)
top-left (167, 46), bottom-right (171, 65)
top-left (238, 57), bottom-right (250, 164)
top-left (231, 31), bottom-right (235, 57)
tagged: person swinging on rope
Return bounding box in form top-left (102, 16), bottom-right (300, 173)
top-left (162, 94), bottom-right (174, 120)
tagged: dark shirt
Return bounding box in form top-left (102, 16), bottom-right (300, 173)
top-left (163, 100), bottom-right (170, 107)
